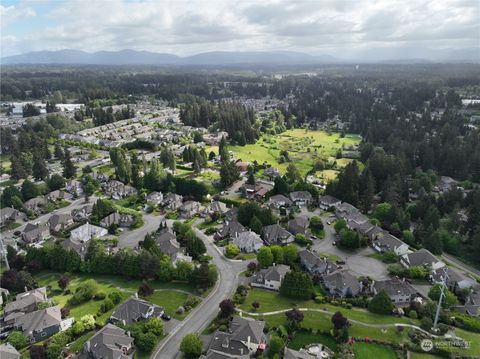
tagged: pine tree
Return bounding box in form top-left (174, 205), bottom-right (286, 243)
top-left (32, 152), bottom-right (48, 180)
top-left (63, 148), bottom-right (77, 179)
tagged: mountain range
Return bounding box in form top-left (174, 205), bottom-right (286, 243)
top-left (1, 49), bottom-right (478, 66)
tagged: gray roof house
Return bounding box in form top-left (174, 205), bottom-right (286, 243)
top-left (372, 232), bottom-right (410, 256)
top-left (323, 270), bottom-right (360, 298)
top-left (0, 207), bottom-right (24, 226)
top-left (48, 213), bottom-right (74, 233)
top-left (264, 167), bottom-right (280, 179)
top-left (251, 264), bottom-right (290, 291)
top-left (154, 229), bottom-right (182, 256)
top-left (216, 221), bottom-right (246, 240)
top-left (289, 191), bottom-right (313, 207)
top-left (179, 201), bottom-right (201, 219)
top-left (13, 306), bottom-right (62, 342)
top-left (232, 231), bottom-right (264, 253)
top-left (46, 190), bottom-right (73, 202)
top-left (318, 195), bottom-right (341, 210)
top-left (71, 204), bottom-right (93, 222)
top-left (288, 216), bottom-right (310, 235)
top-left (110, 297), bottom-right (163, 326)
top-left (0, 343), bottom-right (20, 359)
top-left (334, 202), bottom-right (358, 218)
top-left (203, 201), bottom-right (228, 217)
top-left (163, 193), bottom-right (183, 211)
top-left (205, 316), bottom-right (266, 357)
top-left (83, 323), bottom-right (134, 359)
top-left (103, 180), bottom-right (138, 200)
top-left (4, 287), bottom-right (48, 323)
top-left (65, 179), bottom-right (83, 196)
top-left (298, 250), bottom-right (338, 275)
top-left (22, 223), bottom-right (50, 244)
top-left (267, 194), bottom-right (293, 209)
top-left (346, 220), bottom-right (375, 236)
top-left (401, 249), bottom-right (445, 270)
top-left (430, 267), bottom-right (476, 293)
top-left (262, 224), bottom-right (294, 245)
top-left (23, 196), bottom-right (47, 215)
top-left (145, 191), bottom-right (163, 206)
top-left (100, 212), bottom-right (134, 228)
top-left (373, 278), bottom-right (417, 306)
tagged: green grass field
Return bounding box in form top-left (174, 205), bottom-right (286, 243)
top-left (353, 343), bottom-right (397, 359)
top-left (148, 291), bottom-right (191, 320)
top-left (409, 353), bottom-right (444, 359)
top-left (287, 331), bottom-right (338, 351)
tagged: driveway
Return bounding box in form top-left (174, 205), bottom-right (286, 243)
top-left (311, 216), bottom-right (389, 280)
top-left (118, 212), bottom-right (164, 248)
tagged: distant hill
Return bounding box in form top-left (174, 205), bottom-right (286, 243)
top-left (1, 49), bottom-right (339, 66)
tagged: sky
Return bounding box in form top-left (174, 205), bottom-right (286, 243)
top-left (1, 0), bottom-right (479, 60)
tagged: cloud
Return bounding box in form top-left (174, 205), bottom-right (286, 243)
top-left (0, 0), bottom-right (478, 59)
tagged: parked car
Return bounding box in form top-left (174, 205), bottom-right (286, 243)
top-left (309, 235), bottom-right (317, 241)
top-left (162, 313), bottom-right (171, 321)
top-left (336, 260), bottom-right (346, 265)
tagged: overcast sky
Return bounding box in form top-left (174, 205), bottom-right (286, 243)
top-left (1, 0), bottom-right (479, 59)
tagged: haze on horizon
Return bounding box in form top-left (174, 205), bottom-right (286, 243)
top-left (1, 0), bottom-right (479, 62)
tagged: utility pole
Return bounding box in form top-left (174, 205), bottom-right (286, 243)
top-left (0, 237), bottom-right (10, 270)
top-left (433, 268), bottom-right (448, 331)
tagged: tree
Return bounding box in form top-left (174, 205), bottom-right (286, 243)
top-left (225, 243), bottom-right (240, 258)
top-left (58, 275), bottom-right (70, 290)
top-left (7, 331), bottom-right (29, 349)
top-left (368, 290), bottom-right (394, 314)
top-left (334, 219), bottom-right (347, 233)
top-left (285, 308), bottom-right (304, 331)
top-left (280, 271), bottom-right (314, 300)
top-left (331, 311), bottom-right (349, 342)
top-left (185, 236), bottom-right (206, 259)
top-left (257, 246), bottom-right (274, 268)
top-left (54, 144), bottom-right (64, 161)
top-left (180, 333), bottom-right (203, 359)
top-left (32, 152), bottom-right (48, 180)
top-left (249, 215), bottom-right (263, 234)
top-left (270, 245), bottom-right (284, 264)
top-left (219, 299), bottom-right (235, 318)
top-left (273, 176), bottom-right (289, 195)
top-left (282, 245), bottom-right (298, 266)
top-left (21, 179), bottom-right (38, 201)
top-left (47, 174), bottom-right (66, 191)
top-left (285, 163), bottom-right (301, 184)
top-left (252, 301), bottom-right (260, 311)
top-left (268, 335), bottom-right (284, 356)
top-left (310, 216), bottom-right (324, 231)
top-left (136, 332), bottom-right (158, 352)
top-left (428, 284), bottom-right (457, 308)
top-left (30, 345), bottom-right (47, 359)
top-left (63, 148), bottom-right (77, 178)
top-left (138, 283), bottom-right (154, 297)
top-left (23, 103), bottom-right (40, 117)
top-left (220, 160), bottom-right (239, 188)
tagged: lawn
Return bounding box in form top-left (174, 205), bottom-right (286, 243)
top-left (287, 330), bottom-right (338, 351)
top-left (148, 290), bottom-right (191, 320)
top-left (409, 353), bottom-right (444, 359)
top-left (226, 129), bottom-right (361, 177)
top-left (69, 330), bottom-right (95, 353)
top-left (353, 343), bottom-right (397, 359)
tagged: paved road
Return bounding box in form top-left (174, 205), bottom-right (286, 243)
top-left (118, 212), bottom-right (163, 249)
top-left (152, 225), bottom-right (249, 359)
top-left (441, 253), bottom-right (480, 278)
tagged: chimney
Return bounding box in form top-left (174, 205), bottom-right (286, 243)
top-left (247, 335), bottom-right (251, 349)
top-left (135, 292), bottom-right (138, 298)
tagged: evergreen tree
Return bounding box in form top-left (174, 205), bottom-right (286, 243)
top-left (63, 148), bottom-right (77, 179)
top-left (32, 152), bottom-right (48, 180)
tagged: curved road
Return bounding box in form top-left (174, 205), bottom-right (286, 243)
top-left (152, 225), bottom-right (249, 358)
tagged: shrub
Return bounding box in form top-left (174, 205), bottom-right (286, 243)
top-left (79, 315), bottom-right (96, 330)
top-left (99, 298), bottom-right (114, 313)
top-left (176, 306), bottom-right (185, 315)
top-left (225, 243), bottom-right (240, 258)
top-left (7, 331), bottom-right (29, 349)
top-left (68, 279), bottom-right (98, 305)
top-left (409, 310), bottom-right (418, 319)
top-left (108, 290), bottom-right (123, 304)
top-left (368, 290), bottom-right (394, 315)
top-left (138, 283), bottom-right (154, 297)
top-left (94, 292), bottom-right (106, 300)
top-left (420, 317), bottom-right (433, 331)
top-left (184, 296), bottom-right (200, 311)
top-left (61, 308), bottom-right (70, 319)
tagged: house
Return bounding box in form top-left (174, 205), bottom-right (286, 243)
top-left (347, 220), bottom-right (375, 237)
top-left (364, 226), bottom-right (384, 241)
top-left (401, 249), bottom-right (445, 270)
top-left (103, 180), bottom-right (138, 200)
top-left (145, 191), bottom-right (163, 206)
top-left (0, 343), bottom-right (20, 359)
top-left (453, 290), bottom-right (480, 317)
top-left (100, 212), bottom-right (135, 228)
top-left (318, 195), bottom-right (341, 211)
top-left (154, 228), bottom-right (182, 256)
top-left (343, 211), bottom-right (369, 226)
top-left (298, 250), bottom-right (338, 275)
top-left (262, 224), bottom-right (294, 245)
top-left (334, 202), bottom-right (358, 218)
top-left (232, 231), bottom-right (264, 253)
top-left (4, 287), bottom-right (48, 323)
top-left (203, 201), bottom-right (228, 217)
top-left (83, 323), bottom-right (134, 359)
top-left (267, 194), bottom-right (292, 209)
top-left (71, 204), bottom-right (93, 222)
top-left (70, 222), bottom-right (108, 242)
top-left (224, 208), bottom-right (238, 223)
top-left (205, 316), bottom-right (266, 357)
top-left (46, 190), bottom-right (73, 202)
top-left (264, 167), bottom-right (280, 180)
top-left (430, 267), bottom-right (476, 293)
top-left (179, 201), bottom-right (201, 219)
top-left (0, 207), bottom-right (24, 226)
top-left (289, 191), bottom-right (313, 208)
top-left (251, 264), bottom-right (290, 291)
top-left (91, 172), bottom-right (109, 183)
top-left (22, 223), bottom-right (50, 244)
top-left (13, 306), bottom-right (62, 342)
top-left (372, 278), bottom-right (417, 306)
top-left (216, 221), bottom-right (246, 240)
top-left (284, 346), bottom-right (333, 359)
top-left (48, 213), bottom-right (74, 232)
top-left (163, 193), bottom-right (183, 211)
top-left (23, 196), bottom-right (47, 215)
top-left (288, 216), bottom-right (309, 235)
top-left (110, 297), bottom-right (163, 326)
top-left (323, 270), bottom-right (360, 298)
top-left (65, 179), bottom-right (83, 196)
top-left (371, 232), bottom-right (410, 256)
top-left (172, 252), bottom-right (193, 266)
top-left (242, 183), bottom-right (272, 200)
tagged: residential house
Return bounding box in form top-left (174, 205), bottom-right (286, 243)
top-left (216, 221), bottom-right (246, 241)
top-left (203, 201), bottom-right (228, 217)
top-left (284, 346), bottom-right (333, 359)
top-left (48, 213), bottom-right (74, 233)
top-left (179, 201), bottom-right (201, 219)
top-left (334, 202), bottom-right (358, 218)
top-left (0, 343), bottom-right (20, 359)
top-left (298, 250), bottom-right (338, 275)
top-left (65, 179), bottom-right (83, 196)
top-left (154, 228), bottom-right (182, 256)
top-left (364, 226), bottom-right (384, 242)
top-left (145, 191), bottom-right (163, 206)
top-left (4, 287), bottom-right (48, 324)
top-left (453, 290), bottom-right (480, 317)
top-left (71, 204), bottom-right (93, 222)
top-left (63, 223), bottom-right (108, 259)
top-left (267, 194), bottom-right (292, 209)
top-left (0, 207), bottom-right (25, 226)
top-left (22, 223), bottom-right (50, 244)
top-left (110, 297), bottom-right (163, 326)
top-left (371, 232), bottom-right (410, 256)
top-left (23, 196), bottom-right (47, 215)
top-left (430, 267), bottom-right (476, 293)
top-left (401, 249), bottom-right (445, 270)
top-left (205, 316), bottom-right (266, 357)
top-left (251, 264), bottom-right (290, 291)
top-left (262, 224), bottom-right (294, 245)
top-left (289, 191), bottom-right (313, 208)
top-left (163, 193), bottom-right (183, 211)
top-left (83, 323), bottom-right (134, 359)
top-left (288, 216), bottom-right (310, 235)
top-left (13, 306), bottom-right (62, 342)
top-left (46, 190), bottom-right (73, 202)
top-left (103, 180), bottom-right (138, 200)
top-left (264, 167), bottom-right (280, 180)
top-left (242, 183), bottom-right (272, 200)
top-left (100, 212), bottom-right (135, 228)
top-left (172, 252), bottom-right (193, 266)
top-left (91, 172), bottom-right (109, 183)
top-left (343, 211), bottom-right (369, 226)
top-left (323, 270), bottom-right (360, 298)
top-left (372, 278), bottom-right (417, 306)
top-left (347, 220), bottom-right (375, 237)
top-left (318, 195), bottom-right (341, 211)
top-left (232, 231), bottom-right (264, 253)
top-left (224, 208), bottom-right (238, 223)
